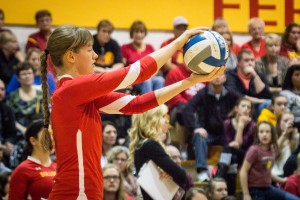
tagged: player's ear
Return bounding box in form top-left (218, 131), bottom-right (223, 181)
top-left (65, 50), bottom-right (76, 64)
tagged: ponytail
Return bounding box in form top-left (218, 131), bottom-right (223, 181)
top-left (40, 50), bottom-right (53, 151)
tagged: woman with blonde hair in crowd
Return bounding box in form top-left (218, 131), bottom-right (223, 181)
top-left (103, 163), bottom-right (133, 200)
top-left (255, 33), bottom-right (290, 94)
top-left (128, 104), bottom-right (188, 200)
top-left (0, 31), bottom-right (20, 85)
top-left (6, 47), bottom-right (56, 95)
top-left (107, 145), bottom-right (138, 197)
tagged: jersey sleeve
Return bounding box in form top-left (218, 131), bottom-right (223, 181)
top-left (55, 56), bottom-right (157, 106)
top-left (9, 165), bottom-right (29, 200)
top-left (95, 91), bottom-right (159, 114)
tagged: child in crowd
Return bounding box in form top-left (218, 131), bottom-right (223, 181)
top-left (240, 121), bottom-right (298, 200)
top-left (216, 97), bottom-right (256, 195)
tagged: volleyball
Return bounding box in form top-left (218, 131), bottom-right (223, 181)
top-left (183, 30), bottom-right (229, 74)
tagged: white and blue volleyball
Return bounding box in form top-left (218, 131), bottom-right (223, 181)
top-left (183, 30), bottom-right (229, 74)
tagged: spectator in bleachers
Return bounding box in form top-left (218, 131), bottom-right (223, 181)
top-left (6, 62), bottom-right (43, 139)
top-left (166, 145), bottom-right (194, 192)
top-left (102, 121), bottom-right (117, 167)
top-left (240, 121), bottom-right (298, 200)
top-left (165, 52), bottom-right (206, 160)
top-left (93, 19), bottom-right (124, 73)
top-left (208, 177), bottom-right (228, 200)
top-left (0, 9), bottom-right (25, 65)
top-left (220, 31), bottom-right (237, 71)
top-left (280, 23), bottom-right (300, 63)
top-left (225, 49), bottom-right (271, 107)
top-left (128, 104), bottom-right (189, 200)
top-left (281, 64), bottom-right (300, 129)
top-left (6, 48), bottom-right (56, 95)
top-left (103, 163), bottom-right (133, 200)
top-left (211, 18), bottom-right (240, 56)
top-left (257, 93), bottom-right (288, 126)
top-left (182, 74), bottom-right (241, 182)
top-left (0, 171), bottom-right (11, 200)
top-left (216, 97), bottom-right (255, 195)
top-left (0, 31), bottom-right (20, 85)
top-left (107, 146), bottom-right (138, 197)
top-left (272, 112), bottom-right (299, 180)
top-left (8, 118), bottom-right (56, 200)
top-left (25, 10), bottom-right (52, 52)
top-left (283, 152), bottom-right (300, 197)
top-left (160, 16), bottom-right (188, 77)
top-left (25, 10), bottom-right (55, 77)
top-left (255, 33), bottom-right (290, 94)
top-left (241, 17), bottom-right (266, 58)
top-left (184, 187), bottom-right (208, 200)
top-left (0, 78), bottom-right (17, 163)
top-left (121, 20), bottom-right (164, 94)
top-left (0, 10), bottom-right (5, 33)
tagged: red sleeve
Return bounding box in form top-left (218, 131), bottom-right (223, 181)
top-left (164, 69), bottom-right (187, 110)
top-left (95, 91), bottom-right (159, 114)
top-left (55, 56), bottom-right (157, 106)
top-left (283, 176), bottom-right (299, 196)
top-left (9, 164), bottom-right (29, 200)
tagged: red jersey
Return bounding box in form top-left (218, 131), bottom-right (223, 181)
top-left (121, 43), bottom-right (154, 65)
top-left (48, 56), bottom-right (159, 200)
top-left (164, 65), bottom-right (206, 111)
top-left (241, 39), bottom-right (266, 58)
top-left (9, 156), bottom-right (56, 200)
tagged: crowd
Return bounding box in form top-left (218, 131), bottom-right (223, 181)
top-left (0, 7), bottom-right (300, 200)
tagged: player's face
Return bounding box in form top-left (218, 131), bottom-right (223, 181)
top-left (73, 44), bottom-right (98, 75)
top-left (103, 168), bottom-right (120, 192)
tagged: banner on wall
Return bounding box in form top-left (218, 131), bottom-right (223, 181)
top-left (1, 0), bottom-right (300, 33)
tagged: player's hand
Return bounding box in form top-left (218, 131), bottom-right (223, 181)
top-left (175, 27), bottom-right (209, 50)
top-left (189, 66), bottom-right (226, 83)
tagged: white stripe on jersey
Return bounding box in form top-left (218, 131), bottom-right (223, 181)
top-left (99, 95), bottom-right (136, 114)
top-left (114, 60), bottom-right (141, 90)
top-left (76, 130), bottom-right (88, 200)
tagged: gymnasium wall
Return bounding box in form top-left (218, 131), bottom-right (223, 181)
top-left (2, 0), bottom-right (300, 32)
